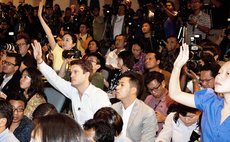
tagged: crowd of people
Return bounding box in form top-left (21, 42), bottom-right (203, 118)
top-left (0, 0), bottom-right (230, 141)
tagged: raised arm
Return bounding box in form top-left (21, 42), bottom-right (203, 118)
top-left (169, 43), bottom-right (196, 108)
top-left (38, 0), bottom-right (56, 50)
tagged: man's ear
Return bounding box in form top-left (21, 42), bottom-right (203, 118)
top-left (156, 59), bottom-right (160, 65)
top-left (0, 118), bottom-right (7, 127)
top-left (95, 64), bottom-right (101, 71)
top-left (161, 80), bottom-right (166, 88)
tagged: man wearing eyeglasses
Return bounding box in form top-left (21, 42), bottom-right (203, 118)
top-left (7, 93), bottom-right (33, 142)
top-left (144, 71), bottom-right (174, 134)
top-left (0, 98), bottom-right (19, 142)
top-left (16, 33), bottom-right (37, 72)
top-left (0, 52), bottom-right (22, 99)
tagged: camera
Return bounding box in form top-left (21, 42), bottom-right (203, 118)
top-left (189, 129), bottom-right (200, 142)
top-left (62, 50), bottom-right (81, 59)
top-left (0, 43), bottom-right (17, 52)
top-left (187, 36), bottom-right (203, 73)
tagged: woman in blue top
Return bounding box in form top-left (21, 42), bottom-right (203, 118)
top-left (169, 43), bottom-right (230, 141)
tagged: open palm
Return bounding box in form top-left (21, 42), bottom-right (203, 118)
top-left (174, 43), bottom-right (189, 69)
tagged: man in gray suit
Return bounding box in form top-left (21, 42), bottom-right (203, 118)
top-left (112, 71), bottom-right (158, 142)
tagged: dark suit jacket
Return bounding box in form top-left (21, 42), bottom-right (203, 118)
top-left (0, 70), bottom-right (22, 97)
top-left (112, 99), bottom-right (158, 142)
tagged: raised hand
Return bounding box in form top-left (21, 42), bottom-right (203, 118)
top-left (38, 0), bottom-right (45, 17)
top-left (31, 40), bottom-right (43, 63)
top-left (174, 43), bottom-right (189, 69)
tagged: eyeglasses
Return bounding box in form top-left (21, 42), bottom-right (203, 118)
top-left (2, 60), bottom-right (16, 66)
top-left (148, 83), bottom-right (161, 93)
top-left (13, 107), bottom-right (25, 112)
top-left (199, 77), bottom-right (214, 84)
top-left (87, 59), bottom-right (98, 64)
top-left (16, 42), bottom-right (27, 47)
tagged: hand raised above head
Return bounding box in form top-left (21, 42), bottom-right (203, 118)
top-left (31, 40), bottom-right (43, 64)
top-left (38, 0), bottom-right (45, 17)
top-left (174, 43), bottom-right (189, 69)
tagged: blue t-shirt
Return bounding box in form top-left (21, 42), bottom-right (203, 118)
top-left (195, 88), bottom-right (230, 142)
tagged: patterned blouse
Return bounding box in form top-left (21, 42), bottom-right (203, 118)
top-left (24, 93), bottom-right (46, 119)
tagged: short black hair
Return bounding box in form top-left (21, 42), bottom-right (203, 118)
top-left (6, 52), bottom-right (22, 67)
top-left (200, 63), bottom-right (221, 78)
top-left (83, 119), bottom-right (115, 142)
top-left (0, 98), bottom-right (13, 128)
top-left (144, 71), bottom-right (165, 86)
top-left (6, 92), bottom-right (27, 107)
top-left (119, 71), bottom-right (144, 97)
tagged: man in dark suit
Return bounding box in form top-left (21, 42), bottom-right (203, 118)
top-left (0, 52), bottom-right (22, 99)
top-left (112, 71), bottom-right (158, 142)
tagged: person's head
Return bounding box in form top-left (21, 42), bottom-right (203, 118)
top-left (70, 59), bottom-right (93, 87)
top-left (2, 52), bottom-right (22, 76)
top-left (45, 7), bottom-right (53, 16)
top-left (62, 32), bottom-right (77, 50)
top-left (87, 40), bottom-right (100, 54)
top-left (116, 71), bottom-right (144, 100)
top-left (79, 22), bottom-right (89, 35)
top-left (16, 33), bottom-right (31, 56)
top-left (214, 61), bottom-right (230, 94)
top-left (117, 51), bottom-right (134, 70)
top-left (199, 63), bottom-right (220, 88)
top-left (83, 119), bottom-right (114, 142)
top-left (87, 52), bottom-right (105, 72)
top-left (117, 4), bottom-right (126, 16)
top-left (174, 104), bottom-right (201, 126)
top-left (190, 0), bottom-right (203, 11)
top-left (115, 34), bottom-right (127, 50)
top-left (70, 4), bottom-right (77, 14)
top-left (32, 114), bottom-right (84, 142)
top-left (64, 7), bottom-right (72, 17)
top-left (166, 36), bottom-right (179, 51)
top-left (165, 1), bottom-right (175, 11)
top-left (144, 71), bottom-right (166, 98)
top-left (142, 20), bottom-right (153, 34)
top-left (145, 52), bottom-right (161, 71)
top-left (32, 103), bottom-right (57, 120)
top-left (0, 98), bottom-right (13, 129)
top-left (131, 41), bottom-right (144, 58)
top-left (20, 67), bottom-right (44, 97)
top-left (93, 107), bottom-right (123, 136)
top-left (6, 93), bottom-right (27, 125)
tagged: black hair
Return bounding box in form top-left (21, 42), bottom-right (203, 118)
top-left (119, 71), bottom-right (144, 97)
top-left (6, 52), bottom-right (22, 67)
top-left (200, 63), bottom-right (221, 78)
top-left (83, 119), bottom-right (115, 142)
top-left (6, 92), bottom-right (27, 108)
top-left (144, 71), bottom-right (165, 87)
top-left (0, 98), bottom-right (13, 128)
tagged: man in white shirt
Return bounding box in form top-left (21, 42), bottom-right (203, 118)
top-left (105, 34), bottom-right (126, 70)
top-left (32, 40), bottom-right (111, 126)
top-left (112, 71), bottom-right (157, 142)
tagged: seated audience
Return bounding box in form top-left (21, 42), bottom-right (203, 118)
top-left (156, 104), bottom-right (201, 142)
top-left (93, 107), bottom-right (132, 142)
top-left (144, 71), bottom-right (175, 134)
top-left (20, 67), bottom-right (46, 119)
top-left (32, 103), bottom-right (57, 119)
top-left (7, 93), bottom-right (33, 142)
top-left (0, 52), bottom-right (22, 99)
top-left (0, 98), bottom-right (19, 142)
top-left (112, 71), bottom-right (157, 141)
top-left (31, 113), bottom-right (85, 142)
top-left (169, 43), bottom-right (230, 141)
top-left (83, 119), bottom-right (114, 142)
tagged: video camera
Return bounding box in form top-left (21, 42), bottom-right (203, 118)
top-left (62, 49), bottom-right (81, 59)
top-left (187, 35), bottom-right (203, 73)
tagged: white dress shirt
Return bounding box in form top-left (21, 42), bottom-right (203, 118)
top-left (38, 61), bottom-right (111, 126)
